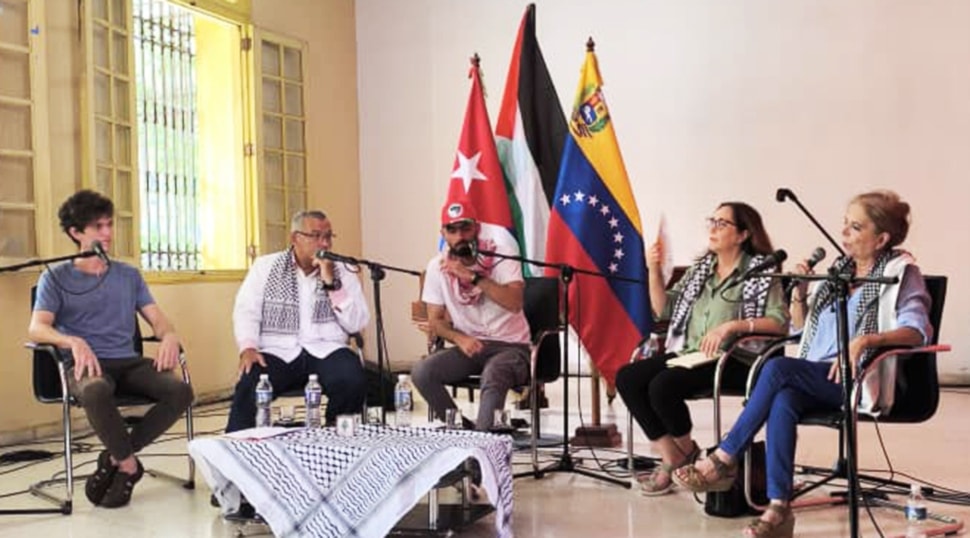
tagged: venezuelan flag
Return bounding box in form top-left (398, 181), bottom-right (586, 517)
top-left (545, 44), bottom-right (651, 385)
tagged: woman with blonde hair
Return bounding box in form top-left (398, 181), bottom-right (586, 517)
top-left (674, 191), bottom-right (932, 538)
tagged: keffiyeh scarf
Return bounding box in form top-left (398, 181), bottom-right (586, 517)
top-left (669, 252), bottom-right (775, 339)
top-left (260, 248), bottom-right (336, 335)
top-left (799, 249), bottom-right (903, 364)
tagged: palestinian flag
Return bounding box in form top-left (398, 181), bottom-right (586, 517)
top-left (495, 3), bottom-right (567, 276)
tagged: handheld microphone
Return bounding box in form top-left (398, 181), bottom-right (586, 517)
top-left (315, 250), bottom-right (360, 265)
top-left (783, 247), bottom-right (826, 294)
top-left (775, 188), bottom-right (795, 203)
top-left (738, 249), bottom-right (787, 282)
top-left (449, 241), bottom-right (477, 258)
top-left (90, 240), bottom-right (110, 265)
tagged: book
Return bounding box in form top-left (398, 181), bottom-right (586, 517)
top-left (667, 351), bottom-right (721, 369)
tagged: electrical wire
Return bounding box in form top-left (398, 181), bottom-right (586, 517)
top-left (569, 279), bottom-right (636, 481)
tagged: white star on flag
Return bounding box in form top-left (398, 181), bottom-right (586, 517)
top-left (614, 248), bottom-right (625, 260)
top-left (600, 205), bottom-right (610, 216)
top-left (613, 232), bottom-right (624, 243)
top-left (574, 190), bottom-right (585, 202)
top-left (451, 151), bottom-right (488, 193)
top-left (608, 217), bottom-right (619, 228)
top-left (588, 195), bottom-right (599, 206)
top-left (608, 262), bottom-right (619, 273)
top-left (560, 194), bottom-right (571, 205)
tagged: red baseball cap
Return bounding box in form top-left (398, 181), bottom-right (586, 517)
top-left (440, 198), bottom-right (478, 226)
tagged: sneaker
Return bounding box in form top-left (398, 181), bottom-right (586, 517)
top-left (85, 450), bottom-right (118, 506)
top-left (99, 459), bottom-right (144, 508)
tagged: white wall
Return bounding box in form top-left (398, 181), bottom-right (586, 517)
top-left (356, 0), bottom-right (970, 382)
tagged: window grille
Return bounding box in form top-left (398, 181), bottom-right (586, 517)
top-left (133, 0), bottom-right (200, 270)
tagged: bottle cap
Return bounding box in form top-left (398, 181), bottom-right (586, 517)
top-left (398, 374), bottom-right (408, 382)
top-left (309, 374), bottom-right (318, 381)
top-left (259, 374), bottom-right (269, 380)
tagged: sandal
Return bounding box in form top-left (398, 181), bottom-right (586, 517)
top-left (672, 452), bottom-right (737, 493)
top-left (638, 442), bottom-right (701, 496)
top-left (638, 461), bottom-right (676, 496)
top-left (743, 503), bottom-right (795, 538)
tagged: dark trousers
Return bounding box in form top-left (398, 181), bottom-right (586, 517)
top-left (615, 352), bottom-right (750, 441)
top-left (67, 357), bottom-right (194, 462)
top-left (225, 348), bottom-right (366, 433)
top-left (411, 341), bottom-right (530, 431)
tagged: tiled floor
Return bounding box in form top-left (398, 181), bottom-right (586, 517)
top-left (1, 381), bottom-right (968, 537)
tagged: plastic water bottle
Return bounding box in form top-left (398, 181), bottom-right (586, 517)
top-left (305, 374), bottom-right (323, 428)
top-left (255, 374), bottom-right (273, 428)
top-left (395, 374), bottom-right (413, 427)
top-left (640, 333), bottom-right (661, 359)
top-left (905, 483), bottom-right (928, 537)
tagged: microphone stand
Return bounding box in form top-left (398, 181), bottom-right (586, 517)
top-left (335, 254), bottom-right (421, 423)
top-left (0, 251), bottom-right (100, 515)
top-left (0, 251), bottom-right (98, 273)
top-left (774, 187), bottom-right (892, 538)
top-left (477, 248), bottom-right (643, 489)
top-left (777, 188), bottom-right (846, 258)
top-left (754, 270), bottom-right (896, 538)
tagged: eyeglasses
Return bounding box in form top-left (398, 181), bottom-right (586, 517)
top-left (295, 231), bottom-right (337, 242)
top-left (443, 221), bottom-right (474, 234)
top-left (705, 217), bottom-right (737, 230)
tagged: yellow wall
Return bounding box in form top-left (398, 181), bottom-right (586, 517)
top-left (0, 0), bottom-right (360, 439)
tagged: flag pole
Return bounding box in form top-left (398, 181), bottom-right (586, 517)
top-left (570, 36), bottom-right (622, 449)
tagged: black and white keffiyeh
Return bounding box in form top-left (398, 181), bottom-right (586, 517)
top-left (799, 249), bottom-right (903, 364)
top-left (260, 248), bottom-right (336, 335)
top-left (191, 426), bottom-right (514, 538)
top-left (668, 252), bottom-right (775, 338)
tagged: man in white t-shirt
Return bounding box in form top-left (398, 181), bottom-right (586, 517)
top-left (411, 199), bottom-right (531, 431)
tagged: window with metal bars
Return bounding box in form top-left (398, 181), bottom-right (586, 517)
top-left (132, 0), bottom-right (200, 271)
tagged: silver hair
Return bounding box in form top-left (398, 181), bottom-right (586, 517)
top-left (290, 210), bottom-right (328, 232)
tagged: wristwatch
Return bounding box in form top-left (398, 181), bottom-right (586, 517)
top-left (321, 278), bottom-right (342, 291)
top-left (470, 273), bottom-right (483, 286)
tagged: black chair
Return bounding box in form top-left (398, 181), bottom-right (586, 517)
top-left (738, 275), bottom-right (960, 532)
top-left (623, 266), bottom-right (783, 475)
top-left (26, 288), bottom-right (195, 514)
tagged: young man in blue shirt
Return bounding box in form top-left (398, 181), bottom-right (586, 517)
top-left (28, 190), bottom-right (193, 508)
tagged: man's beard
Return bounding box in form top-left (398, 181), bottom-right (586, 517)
top-left (448, 238), bottom-right (478, 259)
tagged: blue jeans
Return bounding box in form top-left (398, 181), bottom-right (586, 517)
top-left (719, 358), bottom-right (843, 500)
top-left (225, 348), bottom-right (366, 432)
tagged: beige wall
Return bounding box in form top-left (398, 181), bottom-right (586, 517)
top-left (356, 0), bottom-right (970, 382)
top-left (0, 0), bottom-right (360, 437)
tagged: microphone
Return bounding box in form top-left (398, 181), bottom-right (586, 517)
top-left (783, 247), bottom-right (826, 294)
top-left (449, 241), bottom-right (477, 258)
top-left (775, 188), bottom-right (795, 203)
top-left (315, 250), bottom-right (361, 265)
top-left (90, 240), bottom-right (110, 265)
top-left (737, 249), bottom-right (787, 283)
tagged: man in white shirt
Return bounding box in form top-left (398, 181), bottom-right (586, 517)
top-left (411, 200), bottom-right (531, 431)
top-left (226, 210), bottom-right (370, 432)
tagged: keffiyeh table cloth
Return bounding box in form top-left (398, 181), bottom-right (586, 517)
top-left (189, 425), bottom-right (513, 538)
